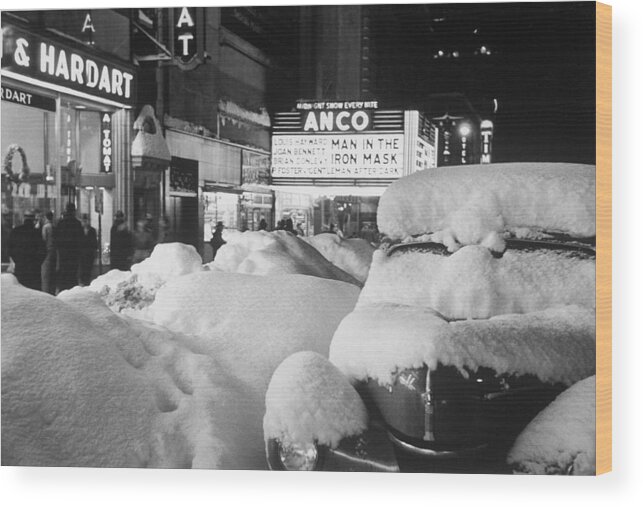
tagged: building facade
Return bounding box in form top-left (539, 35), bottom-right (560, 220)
top-left (132, 6), bottom-right (290, 259)
top-left (271, 100), bottom-right (438, 237)
top-left (2, 10), bottom-right (136, 264)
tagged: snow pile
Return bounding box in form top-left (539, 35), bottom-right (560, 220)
top-left (304, 234), bottom-right (376, 284)
top-left (218, 99), bottom-right (271, 128)
top-left (377, 163), bottom-right (596, 246)
top-left (330, 305), bottom-right (595, 387)
top-left (359, 247), bottom-right (595, 320)
top-left (147, 271), bottom-right (361, 392)
top-left (263, 351), bottom-right (368, 448)
top-left (207, 230), bottom-right (361, 287)
top-left (1, 278), bottom-right (254, 469)
top-left (131, 242), bottom-right (204, 284)
top-left (88, 243), bottom-right (204, 312)
top-left (507, 375), bottom-right (596, 475)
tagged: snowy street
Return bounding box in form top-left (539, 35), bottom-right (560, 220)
top-left (2, 163), bottom-right (596, 474)
top-left (2, 233), bottom-right (365, 469)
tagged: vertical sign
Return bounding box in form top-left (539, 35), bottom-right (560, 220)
top-left (480, 120), bottom-right (494, 164)
top-left (458, 123), bottom-right (471, 165)
top-left (170, 7), bottom-right (204, 70)
top-left (100, 113), bottom-right (113, 173)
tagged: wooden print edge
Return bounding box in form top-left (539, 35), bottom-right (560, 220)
top-left (595, 1), bottom-right (612, 476)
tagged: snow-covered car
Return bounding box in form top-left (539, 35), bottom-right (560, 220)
top-left (263, 163), bottom-right (596, 473)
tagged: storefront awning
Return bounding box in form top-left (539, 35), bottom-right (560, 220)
top-left (79, 173), bottom-right (116, 189)
top-left (131, 105), bottom-right (171, 170)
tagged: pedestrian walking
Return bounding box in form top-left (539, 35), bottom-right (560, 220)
top-left (258, 218), bottom-right (268, 231)
top-left (210, 221), bottom-right (227, 259)
top-left (41, 210), bottom-right (56, 294)
top-left (8, 210), bottom-right (46, 290)
top-left (54, 202), bottom-right (83, 292)
top-left (110, 210), bottom-right (133, 271)
top-left (79, 213), bottom-right (98, 286)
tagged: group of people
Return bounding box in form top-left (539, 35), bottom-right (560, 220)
top-left (276, 218), bottom-right (305, 236)
top-left (5, 204), bottom-right (173, 293)
top-left (6, 202), bottom-right (98, 294)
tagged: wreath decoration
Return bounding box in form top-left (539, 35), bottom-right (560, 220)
top-left (3, 144), bottom-right (30, 184)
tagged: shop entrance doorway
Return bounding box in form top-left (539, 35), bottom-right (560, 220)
top-left (169, 195), bottom-right (199, 248)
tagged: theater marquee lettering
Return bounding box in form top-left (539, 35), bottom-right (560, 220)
top-left (271, 133), bottom-right (404, 179)
top-left (2, 25), bottom-right (136, 104)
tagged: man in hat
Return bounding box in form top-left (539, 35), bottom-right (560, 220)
top-left (8, 210), bottom-right (46, 290)
top-left (54, 202), bottom-right (83, 291)
top-left (209, 221), bottom-right (226, 260)
top-left (110, 210), bottom-right (133, 271)
top-left (79, 213), bottom-right (98, 286)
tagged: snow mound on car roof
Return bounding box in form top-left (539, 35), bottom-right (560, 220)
top-left (1, 279), bottom-right (248, 468)
top-left (329, 305), bottom-right (595, 387)
top-left (207, 230), bottom-right (362, 287)
top-left (377, 163), bottom-right (595, 244)
top-left (507, 375), bottom-right (595, 475)
top-left (359, 246), bottom-right (595, 320)
top-left (263, 351), bottom-right (368, 448)
top-left (303, 233), bottom-right (376, 284)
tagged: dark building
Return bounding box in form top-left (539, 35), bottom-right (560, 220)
top-left (129, 6), bottom-right (299, 255)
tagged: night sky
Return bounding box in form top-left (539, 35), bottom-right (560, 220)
top-left (371, 2), bottom-right (596, 164)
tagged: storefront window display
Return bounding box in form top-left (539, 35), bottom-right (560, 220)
top-left (240, 191), bottom-right (273, 231)
top-left (275, 191), bottom-right (313, 236)
top-left (2, 90), bottom-right (119, 270)
top-left (202, 190), bottom-right (240, 241)
top-left (1, 97), bottom-right (57, 228)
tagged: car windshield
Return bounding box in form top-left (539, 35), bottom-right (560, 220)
top-left (385, 237), bottom-right (596, 259)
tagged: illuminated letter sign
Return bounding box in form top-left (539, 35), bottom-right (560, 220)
top-left (302, 110), bottom-right (372, 133)
top-left (100, 112), bottom-right (113, 173)
top-left (81, 12), bottom-right (96, 45)
top-left (2, 25), bottom-right (136, 105)
top-left (480, 120), bottom-right (493, 164)
top-left (171, 7), bottom-right (204, 70)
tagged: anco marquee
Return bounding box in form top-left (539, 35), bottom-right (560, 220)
top-left (271, 133), bottom-right (404, 179)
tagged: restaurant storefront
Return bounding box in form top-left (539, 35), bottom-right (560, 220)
top-left (1, 20), bottom-right (136, 264)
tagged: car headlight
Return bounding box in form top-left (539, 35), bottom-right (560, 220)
top-left (277, 439), bottom-right (319, 471)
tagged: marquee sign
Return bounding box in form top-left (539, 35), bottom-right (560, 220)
top-left (271, 133), bottom-right (404, 179)
top-left (272, 102), bottom-right (408, 181)
top-left (272, 103), bottom-right (438, 184)
top-left (1, 24), bottom-right (136, 105)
